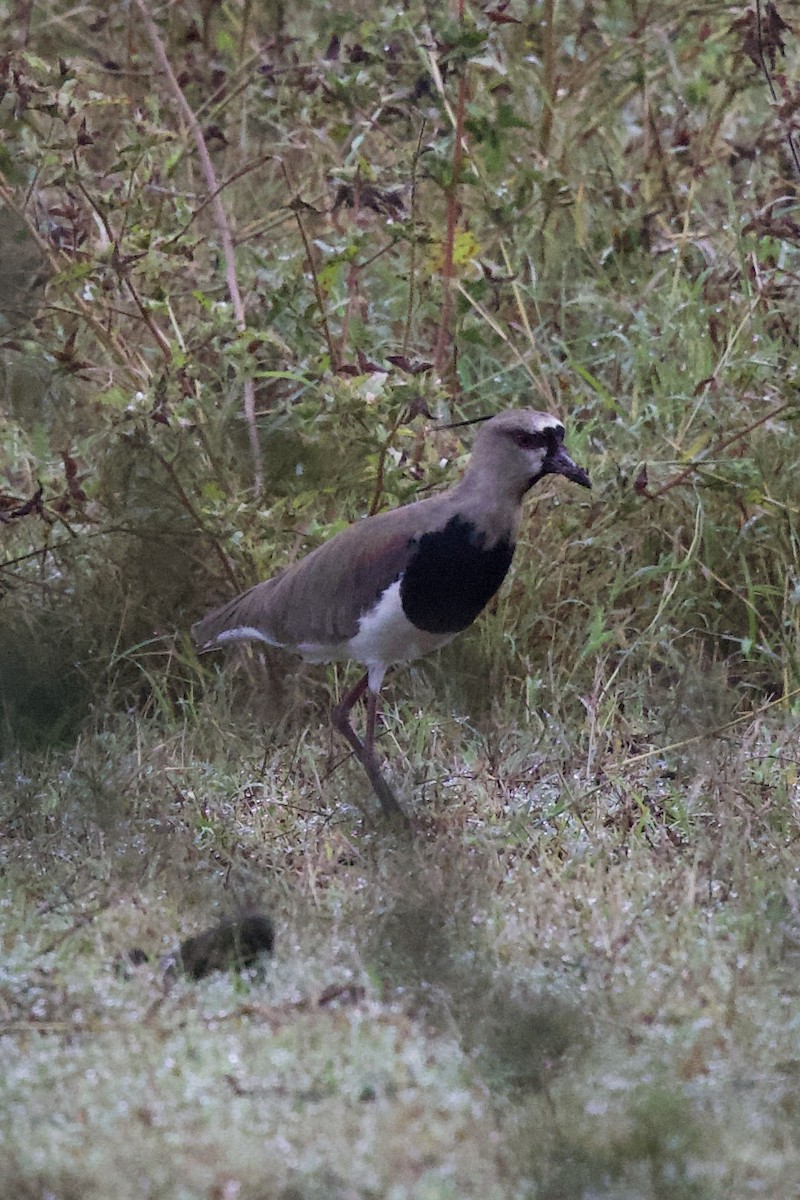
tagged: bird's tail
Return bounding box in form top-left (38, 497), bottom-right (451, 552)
top-left (192, 581), bottom-right (281, 651)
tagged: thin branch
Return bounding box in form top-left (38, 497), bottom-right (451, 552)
top-left (133, 0), bottom-right (264, 493)
top-left (150, 446), bottom-right (242, 593)
top-left (538, 0), bottom-right (556, 157)
top-left (339, 176), bottom-right (361, 361)
top-left (368, 408), bottom-right (409, 517)
top-left (620, 684), bottom-right (800, 768)
top-left (72, 166), bottom-right (173, 360)
top-left (403, 120), bottom-right (426, 356)
top-left (755, 0), bottom-right (800, 180)
top-left (645, 99), bottom-right (680, 222)
top-left (645, 398), bottom-right (796, 500)
top-left (433, 68), bottom-right (468, 374)
top-left (280, 161), bottom-right (338, 369)
top-left (162, 154), bottom-right (275, 247)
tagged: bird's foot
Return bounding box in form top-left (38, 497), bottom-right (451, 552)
top-left (362, 754), bottom-right (410, 825)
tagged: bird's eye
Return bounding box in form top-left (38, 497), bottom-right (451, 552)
top-left (512, 430), bottom-right (548, 451)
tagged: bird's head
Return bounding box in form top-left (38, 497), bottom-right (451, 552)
top-left (469, 409), bottom-right (591, 498)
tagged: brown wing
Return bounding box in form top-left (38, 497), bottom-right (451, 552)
top-left (256, 515), bottom-right (417, 645)
top-left (192, 498), bottom-right (450, 649)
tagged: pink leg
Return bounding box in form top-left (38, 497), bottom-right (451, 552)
top-left (332, 673), bottom-right (405, 820)
top-left (332, 672), bottom-right (370, 758)
top-left (365, 687), bottom-right (378, 759)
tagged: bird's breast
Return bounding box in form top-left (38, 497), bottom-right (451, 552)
top-left (344, 579), bottom-right (456, 672)
top-left (400, 514), bottom-right (515, 634)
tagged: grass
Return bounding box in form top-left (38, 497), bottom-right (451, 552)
top-left (3, 0), bottom-right (800, 1195)
top-left (3, 695), bottom-right (800, 1198)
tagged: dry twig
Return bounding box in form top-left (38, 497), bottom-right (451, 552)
top-left (133, 0), bottom-right (264, 493)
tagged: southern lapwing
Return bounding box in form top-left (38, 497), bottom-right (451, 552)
top-left (193, 410), bottom-right (590, 818)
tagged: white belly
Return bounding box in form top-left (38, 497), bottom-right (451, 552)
top-left (298, 579), bottom-right (455, 690)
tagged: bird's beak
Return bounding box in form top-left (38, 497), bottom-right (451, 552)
top-left (545, 445), bottom-right (591, 489)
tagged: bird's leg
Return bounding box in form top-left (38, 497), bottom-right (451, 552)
top-left (361, 688), bottom-right (407, 821)
top-left (332, 672), bottom-right (370, 758)
top-left (364, 687), bottom-right (379, 758)
top-left (332, 672), bottom-right (406, 820)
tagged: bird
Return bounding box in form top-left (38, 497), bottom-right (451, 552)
top-left (193, 409), bottom-right (590, 819)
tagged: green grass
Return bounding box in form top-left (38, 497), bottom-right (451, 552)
top-left (3, 0), bottom-right (800, 1195)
